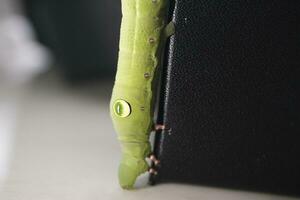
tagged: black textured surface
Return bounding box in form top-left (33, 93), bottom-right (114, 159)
top-left (152, 0), bottom-right (300, 196)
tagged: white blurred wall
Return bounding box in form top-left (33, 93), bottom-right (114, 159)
top-left (0, 0), bottom-right (51, 82)
top-left (0, 0), bottom-right (51, 186)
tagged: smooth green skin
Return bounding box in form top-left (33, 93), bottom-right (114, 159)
top-left (110, 0), bottom-right (171, 189)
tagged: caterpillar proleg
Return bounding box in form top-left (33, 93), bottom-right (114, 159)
top-left (110, 0), bottom-right (174, 189)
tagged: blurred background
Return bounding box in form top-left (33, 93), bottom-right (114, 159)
top-left (0, 0), bottom-right (124, 198)
top-left (0, 0), bottom-right (299, 199)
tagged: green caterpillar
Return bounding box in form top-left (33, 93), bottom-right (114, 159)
top-left (110, 0), bottom-right (174, 189)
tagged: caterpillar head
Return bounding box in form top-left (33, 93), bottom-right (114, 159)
top-left (118, 158), bottom-right (148, 189)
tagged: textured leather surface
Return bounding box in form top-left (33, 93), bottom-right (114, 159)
top-left (152, 0), bottom-right (300, 196)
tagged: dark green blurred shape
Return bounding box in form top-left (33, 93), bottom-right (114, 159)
top-left (24, 0), bottom-right (121, 81)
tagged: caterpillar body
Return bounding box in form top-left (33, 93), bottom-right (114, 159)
top-left (110, 0), bottom-right (174, 189)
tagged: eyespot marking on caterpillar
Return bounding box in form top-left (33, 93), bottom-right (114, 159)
top-left (113, 99), bottom-right (131, 118)
top-left (140, 106), bottom-right (145, 111)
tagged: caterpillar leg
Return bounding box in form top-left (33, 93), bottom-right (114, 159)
top-left (148, 154), bottom-right (160, 166)
top-left (164, 21), bottom-right (175, 38)
top-left (148, 168), bottom-right (158, 175)
top-left (154, 124), bottom-right (166, 131)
